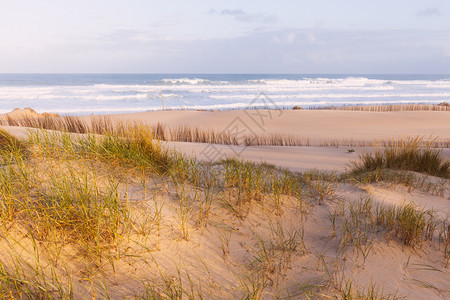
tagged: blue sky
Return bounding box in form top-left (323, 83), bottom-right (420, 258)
top-left (0, 0), bottom-right (449, 73)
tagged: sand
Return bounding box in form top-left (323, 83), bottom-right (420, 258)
top-left (1, 108), bottom-right (449, 299)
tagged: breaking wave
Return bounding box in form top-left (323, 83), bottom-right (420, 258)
top-left (0, 74), bottom-right (448, 115)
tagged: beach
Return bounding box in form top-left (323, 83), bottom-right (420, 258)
top-left (2, 0), bottom-right (450, 297)
top-left (0, 107), bottom-right (449, 299)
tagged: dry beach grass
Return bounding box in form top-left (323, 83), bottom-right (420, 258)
top-left (1, 109), bottom-right (450, 148)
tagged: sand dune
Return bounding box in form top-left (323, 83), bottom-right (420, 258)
top-left (0, 109), bottom-right (448, 299)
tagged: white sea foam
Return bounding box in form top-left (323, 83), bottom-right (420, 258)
top-left (208, 92), bottom-right (450, 100)
top-left (160, 78), bottom-right (230, 85)
top-left (0, 75), bottom-right (448, 115)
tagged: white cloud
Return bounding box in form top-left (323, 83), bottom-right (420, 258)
top-left (417, 7), bottom-right (440, 17)
top-left (286, 33), bottom-right (296, 43)
top-left (306, 33), bottom-right (317, 44)
top-left (271, 33), bottom-right (297, 44)
top-left (443, 47), bottom-right (450, 58)
top-left (212, 8), bottom-right (277, 24)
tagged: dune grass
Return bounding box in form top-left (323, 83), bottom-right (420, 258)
top-left (374, 203), bottom-right (437, 247)
top-left (0, 128), bottom-right (28, 162)
top-left (339, 196), bottom-right (438, 248)
top-left (0, 123), bottom-right (447, 298)
top-left (330, 195), bottom-right (447, 283)
top-left (0, 131), bottom-right (140, 257)
top-left (28, 123), bottom-right (172, 174)
top-left (0, 125), bottom-right (295, 297)
top-left (349, 137), bottom-right (450, 179)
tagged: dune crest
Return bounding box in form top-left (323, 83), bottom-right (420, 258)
top-left (4, 107), bottom-right (60, 119)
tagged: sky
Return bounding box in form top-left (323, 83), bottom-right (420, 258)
top-left (0, 0), bottom-right (449, 73)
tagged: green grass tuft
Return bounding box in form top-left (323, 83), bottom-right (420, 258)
top-left (349, 137), bottom-right (450, 178)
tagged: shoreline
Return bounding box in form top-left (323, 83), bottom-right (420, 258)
top-left (3, 102), bottom-right (449, 116)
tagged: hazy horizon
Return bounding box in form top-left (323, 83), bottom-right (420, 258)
top-left (1, 72), bottom-right (450, 75)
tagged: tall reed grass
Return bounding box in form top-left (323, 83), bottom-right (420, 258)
top-left (315, 103), bottom-right (450, 112)
top-left (2, 114), bottom-right (450, 148)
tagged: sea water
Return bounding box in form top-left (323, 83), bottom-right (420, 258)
top-left (0, 74), bottom-right (449, 115)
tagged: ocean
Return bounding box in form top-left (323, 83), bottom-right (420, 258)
top-left (0, 74), bottom-right (449, 115)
